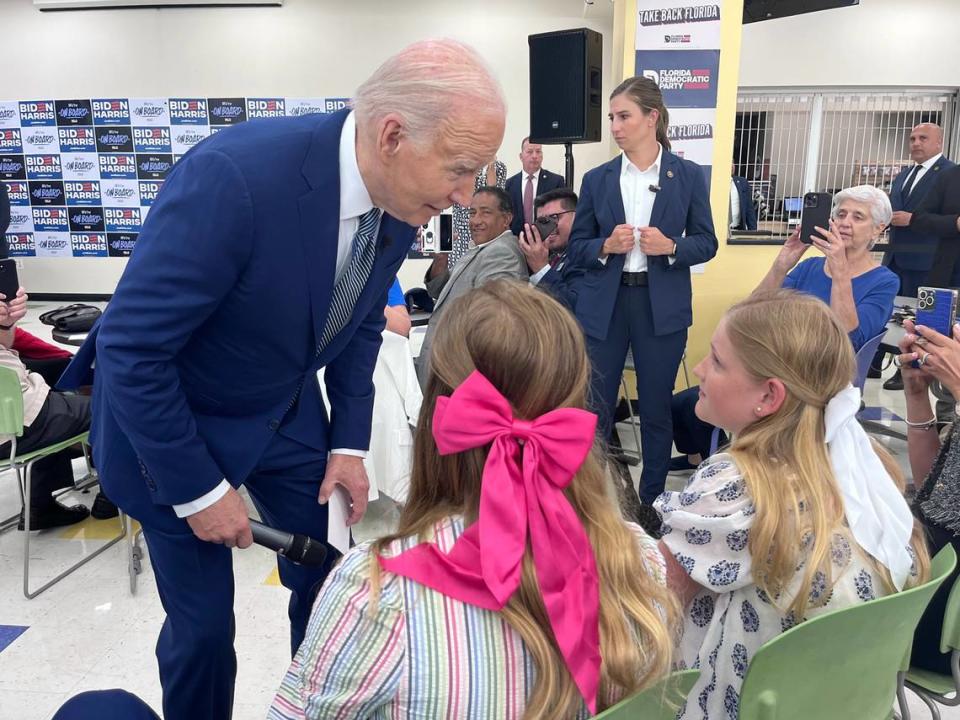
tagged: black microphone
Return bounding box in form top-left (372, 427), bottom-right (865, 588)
top-left (649, 184), bottom-right (661, 193)
top-left (249, 519), bottom-right (329, 566)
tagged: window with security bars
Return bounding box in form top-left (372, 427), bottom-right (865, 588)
top-left (731, 89), bottom-right (958, 241)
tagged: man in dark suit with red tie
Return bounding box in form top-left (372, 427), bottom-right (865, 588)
top-left (505, 137), bottom-right (566, 237)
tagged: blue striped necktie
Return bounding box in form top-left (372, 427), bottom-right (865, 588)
top-left (320, 207), bottom-right (382, 351)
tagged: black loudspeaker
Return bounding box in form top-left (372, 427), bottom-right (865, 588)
top-left (528, 28), bottom-right (603, 145)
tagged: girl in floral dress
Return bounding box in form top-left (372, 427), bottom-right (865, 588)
top-left (655, 290), bottom-right (930, 719)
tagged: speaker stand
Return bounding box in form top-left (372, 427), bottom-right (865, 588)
top-left (564, 142), bottom-right (574, 187)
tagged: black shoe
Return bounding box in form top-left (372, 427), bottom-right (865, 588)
top-left (669, 455), bottom-right (698, 472)
top-left (90, 491), bottom-right (119, 520)
top-left (18, 502), bottom-right (90, 531)
top-left (883, 370), bottom-right (904, 391)
top-left (866, 366), bottom-right (882, 379)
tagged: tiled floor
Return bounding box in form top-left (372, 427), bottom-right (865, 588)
top-left (0, 305), bottom-right (956, 718)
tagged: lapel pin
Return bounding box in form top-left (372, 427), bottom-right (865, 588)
top-left (666, 170), bottom-right (674, 179)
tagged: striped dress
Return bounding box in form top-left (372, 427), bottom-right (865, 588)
top-left (269, 516), bottom-right (666, 720)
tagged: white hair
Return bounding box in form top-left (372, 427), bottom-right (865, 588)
top-left (352, 39), bottom-right (506, 148)
top-left (832, 184), bottom-right (893, 227)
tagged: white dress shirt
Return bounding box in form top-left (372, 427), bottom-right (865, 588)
top-left (729, 179), bottom-right (741, 228)
top-left (529, 264), bottom-right (551, 285)
top-left (173, 111), bottom-right (375, 518)
top-left (620, 145), bottom-right (663, 272)
top-left (905, 152), bottom-right (943, 195)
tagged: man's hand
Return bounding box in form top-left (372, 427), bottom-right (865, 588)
top-left (1, 286), bottom-right (28, 316)
top-left (519, 222), bottom-right (549, 273)
top-left (601, 224), bottom-right (635, 258)
top-left (891, 210), bottom-right (912, 227)
top-left (0, 287), bottom-right (28, 331)
top-left (637, 226), bottom-right (675, 256)
top-left (185, 486), bottom-right (253, 548)
top-left (318, 454), bottom-right (369, 525)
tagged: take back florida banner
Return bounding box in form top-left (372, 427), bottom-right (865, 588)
top-left (0, 95), bottom-right (349, 258)
top-left (634, 1), bottom-right (721, 190)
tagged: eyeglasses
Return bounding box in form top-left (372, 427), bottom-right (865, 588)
top-left (537, 210), bottom-right (575, 222)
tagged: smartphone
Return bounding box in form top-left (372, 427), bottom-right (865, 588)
top-left (916, 287), bottom-right (959, 337)
top-left (438, 213), bottom-right (453, 253)
top-left (533, 215), bottom-right (559, 240)
top-left (799, 192), bottom-right (833, 244)
top-left (0, 259), bottom-right (19, 305)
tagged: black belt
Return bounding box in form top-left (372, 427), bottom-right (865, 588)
top-left (621, 271), bottom-right (648, 286)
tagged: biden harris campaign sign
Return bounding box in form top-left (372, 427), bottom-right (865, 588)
top-left (1, 93), bottom-right (351, 261)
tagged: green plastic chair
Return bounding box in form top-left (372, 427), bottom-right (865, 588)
top-left (0, 366), bottom-right (126, 598)
top-left (901, 559), bottom-right (960, 719)
top-left (592, 669), bottom-right (700, 719)
top-left (735, 545), bottom-right (956, 720)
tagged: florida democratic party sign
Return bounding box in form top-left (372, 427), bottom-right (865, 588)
top-left (0, 96), bottom-right (349, 258)
top-left (635, 1), bottom-right (721, 189)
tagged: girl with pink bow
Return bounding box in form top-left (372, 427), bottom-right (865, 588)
top-left (270, 280), bottom-right (679, 719)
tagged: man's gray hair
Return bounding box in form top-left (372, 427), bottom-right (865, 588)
top-left (832, 184), bottom-right (893, 227)
top-left (352, 39), bottom-right (506, 148)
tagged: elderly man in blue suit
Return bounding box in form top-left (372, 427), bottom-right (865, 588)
top-left (63, 40), bottom-right (505, 720)
top-left (878, 123), bottom-right (952, 389)
top-left (566, 77), bottom-right (717, 520)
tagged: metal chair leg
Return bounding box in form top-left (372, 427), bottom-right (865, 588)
top-left (125, 513), bottom-right (144, 595)
top-left (620, 375), bottom-right (642, 462)
top-left (896, 672), bottom-right (912, 720)
top-left (22, 454), bottom-right (126, 599)
top-left (681, 352), bottom-right (691, 389)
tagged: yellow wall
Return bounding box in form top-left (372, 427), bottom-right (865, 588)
top-left (617, 0), bottom-right (782, 383)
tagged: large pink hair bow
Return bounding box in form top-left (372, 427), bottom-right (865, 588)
top-left (379, 370), bottom-right (601, 712)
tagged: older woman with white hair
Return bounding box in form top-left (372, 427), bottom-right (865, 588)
top-left (754, 184), bottom-right (899, 350)
top-left (668, 186), bottom-right (899, 474)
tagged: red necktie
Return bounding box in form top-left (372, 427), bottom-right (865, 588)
top-left (523, 175), bottom-right (534, 224)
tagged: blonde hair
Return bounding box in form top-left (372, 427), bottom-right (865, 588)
top-left (723, 290), bottom-right (930, 618)
top-left (371, 280), bottom-right (679, 717)
top-left (610, 76), bottom-right (671, 151)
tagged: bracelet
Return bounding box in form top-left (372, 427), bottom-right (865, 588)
top-left (905, 416), bottom-right (937, 430)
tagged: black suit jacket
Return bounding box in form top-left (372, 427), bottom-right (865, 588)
top-left (504, 168), bottom-right (566, 236)
top-left (913, 165), bottom-right (960, 285)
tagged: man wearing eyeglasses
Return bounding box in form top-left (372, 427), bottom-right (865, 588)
top-left (519, 188), bottom-right (581, 308)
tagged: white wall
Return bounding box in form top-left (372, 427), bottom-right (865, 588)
top-left (739, 0), bottom-right (960, 88)
top-left (2, 0), bottom-right (614, 294)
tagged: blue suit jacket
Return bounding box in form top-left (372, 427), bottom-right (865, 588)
top-left (504, 168), bottom-right (566, 237)
top-left (732, 175), bottom-right (757, 230)
top-left (887, 155), bottom-right (955, 272)
top-left (566, 151), bottom-right (717, 340)
top-left (64, 110), bottom-right (414, 510)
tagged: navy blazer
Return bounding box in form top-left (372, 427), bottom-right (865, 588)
top-left (731, 175), bottom-right (757, 231)
top-left (887, 155), bottom-right (955, 272)
top-left (566, 150), bottom-right (717, 340)
top-left (64, 110), bottom-right (414, 509)
top-left (504, 168), bottom-right (566, 237)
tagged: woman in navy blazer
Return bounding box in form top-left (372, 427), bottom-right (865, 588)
top-left (566, 76), bottom-right (717, 510)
